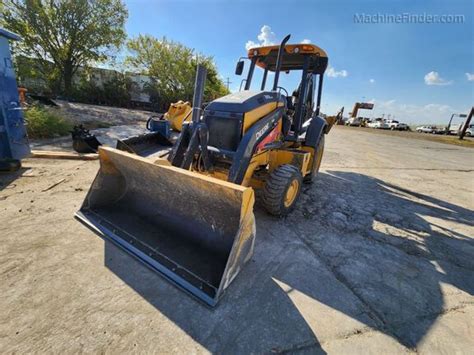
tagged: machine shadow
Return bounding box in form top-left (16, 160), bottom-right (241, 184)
top-left (104, 171), bottom-right (473, 352)
top-left (0, 167), bottom-right (28, 192)
top-left (287, 171), bottom-right (473, 348)
top-left (104, 237), bottom-right (327, 354)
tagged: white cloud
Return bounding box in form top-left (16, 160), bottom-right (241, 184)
top-left (368, 98), bottom-right (466, 124)
top-left (369, 78), bottom-right (375, 84)
top-left (245, 25), bottom-right (276, 50)
top-left (258, 25), bottom-right (276, 45)
top-left (466, 72), bottom-right (474, 81)
top-left (245, 40), bottom-right (259, 50)
top-left (424, 71), bottom-right (452, 86)
top-left (326, 65), bottom-right (348, 78)
top-left (245, 26), bottom-right (313, 50)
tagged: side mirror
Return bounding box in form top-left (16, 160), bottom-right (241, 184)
top-left (235, 60), bottom-right (244, 75)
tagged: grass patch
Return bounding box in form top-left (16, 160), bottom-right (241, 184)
top-left (24, 106), bottom-right (72, 139)
top-left (426, 134), bottom-right (474, 148)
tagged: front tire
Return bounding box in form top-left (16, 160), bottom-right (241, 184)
top-left (262, 164), bottom-right (303, 216)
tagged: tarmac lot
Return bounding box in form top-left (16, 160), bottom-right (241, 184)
top-left (1, 126), bottom-right (473, 353)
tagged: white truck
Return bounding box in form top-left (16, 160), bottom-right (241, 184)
top-left (466, 125), bottom-right (474, 137)
top-left (385, 119), bottom-right (408, 131)
top-left (368, 118), bottom-right (389, 129)
top-left (450, 123), bottom-right (474, 136)
top-left (346, 117), bottom-right (363, 126)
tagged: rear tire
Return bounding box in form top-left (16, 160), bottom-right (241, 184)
top-left (262, 164), bottom-right (302, 216)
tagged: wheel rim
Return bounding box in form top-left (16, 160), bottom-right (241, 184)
top-left (284, 179), bottom-right (299, 208)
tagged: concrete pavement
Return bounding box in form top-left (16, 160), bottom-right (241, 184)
top-left (1, 126), bottom-right (473, 353)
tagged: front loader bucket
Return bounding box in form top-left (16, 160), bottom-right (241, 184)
top-left (76, 147), bottom-right (255, 306)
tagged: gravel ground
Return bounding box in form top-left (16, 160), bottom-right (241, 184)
top-left (29, 124), bottom-right (148, 151)
top-left (30, 100), bottom-right (153, 152)
top-left (0, 126), bottom-right (473, 353)
top-left (55, 100), bottom-right (152, 125)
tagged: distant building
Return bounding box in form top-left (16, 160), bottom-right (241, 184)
top-left (129, 74), bottom-right (151, 103)
top-left (15, 56), bottom-right (153, 105)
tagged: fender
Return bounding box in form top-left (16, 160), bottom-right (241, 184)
top-left (304, 115), bottom-right (327, 148)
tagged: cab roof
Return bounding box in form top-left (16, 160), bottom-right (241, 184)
top-left (247, 43), bottom-right (328, 74)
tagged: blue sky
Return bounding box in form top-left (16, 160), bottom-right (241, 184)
top-left (124, 0), bottom-right (473, 124)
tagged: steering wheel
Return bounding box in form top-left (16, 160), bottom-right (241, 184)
top-left (277, 86), bottom-right (289, 97)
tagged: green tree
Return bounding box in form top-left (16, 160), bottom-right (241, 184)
top-left (126, 35), bottom-right (229, 110)
top-left (70, 69), bottom-right (133, 107)
top-left (2, 0), bottom-right (128, 96)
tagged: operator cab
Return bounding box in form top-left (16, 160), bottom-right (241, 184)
top-left (201, 39), bottom-right (328, 162)
top-left (236, 42), bottom-right (328, 141)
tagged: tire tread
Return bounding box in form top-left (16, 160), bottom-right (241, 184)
top-left (262, 164), bottom-right (302, 216)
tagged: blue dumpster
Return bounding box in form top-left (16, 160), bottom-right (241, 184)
top-left (0, 28), bottom-right (30, 171)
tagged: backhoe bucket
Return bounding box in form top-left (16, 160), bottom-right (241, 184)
top-left (76, 147), bottom-right (255, 306)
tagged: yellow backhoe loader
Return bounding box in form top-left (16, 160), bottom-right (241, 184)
top-left (76, 34), bottom-right (331, 306)
top-left (346, 102), bottom-right (374, 126)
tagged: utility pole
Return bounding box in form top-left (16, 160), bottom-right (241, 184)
top-left (459, 107), bottom-right (474, 140)
top-left (225, 77), bottom-right (232, 91)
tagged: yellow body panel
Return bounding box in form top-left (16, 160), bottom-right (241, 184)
top-left (301, 142), bottom-right (324, 175)
top-left (242, 151), bottom-right (270, 187)
top-left (300, 146), bottom-right (315, 169)
top-left (194, 148), bottom-right (314, 189)
top-left (243, 102), bottom-right (277, 133)
top-left (269, 149), bottom-right (312, 176)
top-left (242, 102), bottom-right (285, 134)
